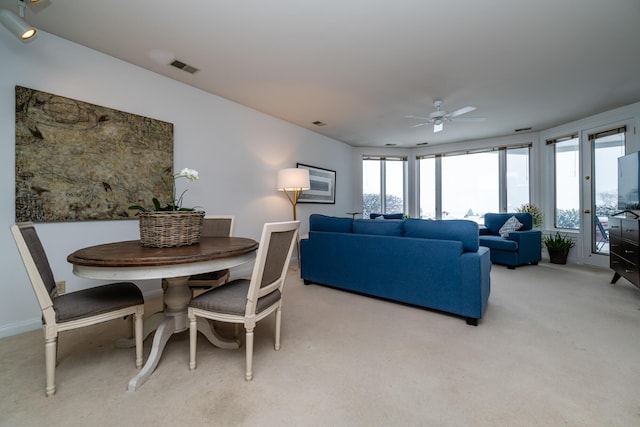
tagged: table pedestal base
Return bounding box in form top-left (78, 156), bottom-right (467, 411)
top-left (124, 275), bottom-right (240, 391)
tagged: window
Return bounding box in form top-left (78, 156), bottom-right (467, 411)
top-left (506, 147), bottom-right (530, 212)
top-left (417, 144), bottom-right (531, 222)
top-left (362, 156), bottom-right (407, 218)
top-left (442, 151), bottom-right (498, 221)
top-left (549, 134), bottom-right (580, 229)
top-left (418, 156), bottom-right (436, 219)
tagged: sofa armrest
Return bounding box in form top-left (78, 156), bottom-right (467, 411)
top-left (507, 229), bottom-right (541, 244)
top-left (507, 229), bottom-right (542, 262)
top-left (459, 247), bottom-right (491, 319)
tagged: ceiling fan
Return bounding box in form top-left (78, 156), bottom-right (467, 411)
top-left (406, 99), bottom-right (486, 133)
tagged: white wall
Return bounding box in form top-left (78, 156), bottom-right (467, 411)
top-left (0, 31), bottom-right (354, 338)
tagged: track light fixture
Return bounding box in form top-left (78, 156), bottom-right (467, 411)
top-left (0, 0), bottom-right (38, 42)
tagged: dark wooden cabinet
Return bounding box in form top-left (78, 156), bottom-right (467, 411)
top-left (609, 216), bottom-right (640, 288)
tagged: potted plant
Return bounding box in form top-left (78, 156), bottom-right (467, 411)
top-left (516, 203), bottom-right (543, 229)
top-left (543, 232), bottom-right (575, 264)
top-left (129, 168), bottom-right (205, 248)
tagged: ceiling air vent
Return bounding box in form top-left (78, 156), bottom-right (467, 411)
top-left (312, 121), bottom-right (326, 127)
top-left (416, 142), bottom-right (429, 146)
top-left (515, 127), bottom-right (532, 133)
top-left (170, 59), bottom-right (199, 74)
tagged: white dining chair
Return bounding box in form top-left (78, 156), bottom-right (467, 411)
top-left (186, 215), bottom-right (235, 296)
top-left (10, 222), bottom-right (144, 396)
top-left (188, 220), bottom-right (299, 380)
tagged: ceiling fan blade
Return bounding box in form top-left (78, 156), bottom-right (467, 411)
top-left (405, 115), bottom-right (431, 120)
top-left (434, 123), bottom-right (443, 133)
top-left (447, 106), bottom-right (476, 118)
top-left (451, 117), bottom-right (486, 122)
top-left (411, 122), bottom-right (429, 128)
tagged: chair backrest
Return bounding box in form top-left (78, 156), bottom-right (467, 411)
top-left (10, 222), bottom-right (57, 324)
top-left (245, 221), bottom-right (300, 316)
top-left (484, 212), bottom-right (533, 234)
top-left (201, 215), bottom-right (235, 237)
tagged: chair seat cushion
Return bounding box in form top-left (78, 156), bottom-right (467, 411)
top-left (479, 235), bottom-right (519, 251)
top-left (189, 279), bottom-right (281, 315)
top-left (54, 282), bottom-right (143, 322)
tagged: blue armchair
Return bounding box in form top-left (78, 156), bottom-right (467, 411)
top-left (479, 213), bottom-right (541, 269)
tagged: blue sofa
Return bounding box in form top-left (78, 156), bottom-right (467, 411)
top-left (300, 215), bottom-right (491, 325)
top-left (479, 213), bottom-right (541, 269)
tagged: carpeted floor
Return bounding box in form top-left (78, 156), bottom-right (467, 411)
top-left (0, 262), bottom-right (639, 426)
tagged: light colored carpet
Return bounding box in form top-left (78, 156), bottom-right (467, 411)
top-left (0, 263), bottom-right (639, 426)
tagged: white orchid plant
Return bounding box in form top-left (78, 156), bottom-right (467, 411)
top-left (129, 168), bottom-right (201, 212)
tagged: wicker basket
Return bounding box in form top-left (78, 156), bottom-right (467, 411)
top-left (138, 211), bottom-right (205, 248)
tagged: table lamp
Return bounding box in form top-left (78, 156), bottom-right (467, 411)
top-left (277, 168), bottom-right (310, 220)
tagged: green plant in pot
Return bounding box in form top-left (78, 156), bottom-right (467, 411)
top-left (516, 203), bottom-right (543, 229)
top-left (543, 232), bottom-right (575, 264)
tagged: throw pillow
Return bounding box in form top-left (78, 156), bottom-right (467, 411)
top-left (499, 215), bottom-right (523, 237)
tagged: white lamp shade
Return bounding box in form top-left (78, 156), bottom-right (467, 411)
top-left (0, 9), bottom-right (37, 41)
top-left (277, 168), bottom-right (310, 191)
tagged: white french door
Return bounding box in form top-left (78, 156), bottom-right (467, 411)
top-left (580, 124), bottom-right (627, 268)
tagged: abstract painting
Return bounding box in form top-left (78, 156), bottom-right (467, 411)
top-left (15, 86), bottom-right (173, 222)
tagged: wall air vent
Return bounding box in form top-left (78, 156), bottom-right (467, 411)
top-left (170, 59), bottom-right (199, 74)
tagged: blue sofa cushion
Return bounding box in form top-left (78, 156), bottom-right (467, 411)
top-left (353, 219), bottom-right (403, 236)
top-left (484, 213), bottom-right (533, 235)
top-left (403, 218), bottom-right (479, 252)
top-left (479, 235), bottom-right (519, 251)
top-left (309, 214), bottom-right (353, 233)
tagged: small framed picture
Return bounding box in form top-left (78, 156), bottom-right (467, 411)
top-left (296, 163), bottom-right (336, 204)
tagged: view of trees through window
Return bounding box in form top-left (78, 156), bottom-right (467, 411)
top-left (553, 136), bottom-right (580, 229)
top-left (362, 157), bottom-right (406, 219)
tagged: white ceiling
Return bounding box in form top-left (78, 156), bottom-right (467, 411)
top-left (4, 0), bottom-right (640, 147)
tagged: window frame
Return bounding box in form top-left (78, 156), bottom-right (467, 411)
top-left (416, 143), bottom-right (532, 220)
top-left (362, 155), bottom-right (408, 217)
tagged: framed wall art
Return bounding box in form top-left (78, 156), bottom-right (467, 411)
top-left (296, 163), bottom-right (336, 204)
top-left (15, 86), bottom-right (174, 223)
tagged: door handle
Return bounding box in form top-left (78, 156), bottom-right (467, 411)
top-left (584, 209), bottom-right (591, 214)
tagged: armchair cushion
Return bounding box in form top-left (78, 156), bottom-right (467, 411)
top-left (484, 213), bottom-right (533, 234)
top-left (499, 216), bottom-right (523, 237)
top-left (478, 235), bottom-right (519, 251)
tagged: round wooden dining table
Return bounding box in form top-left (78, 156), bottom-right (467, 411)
top-left (67, 236), bottom-right (259, 391)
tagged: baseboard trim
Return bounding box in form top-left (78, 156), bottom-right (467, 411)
top-left (0, 318), bottom-right (42, 339)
